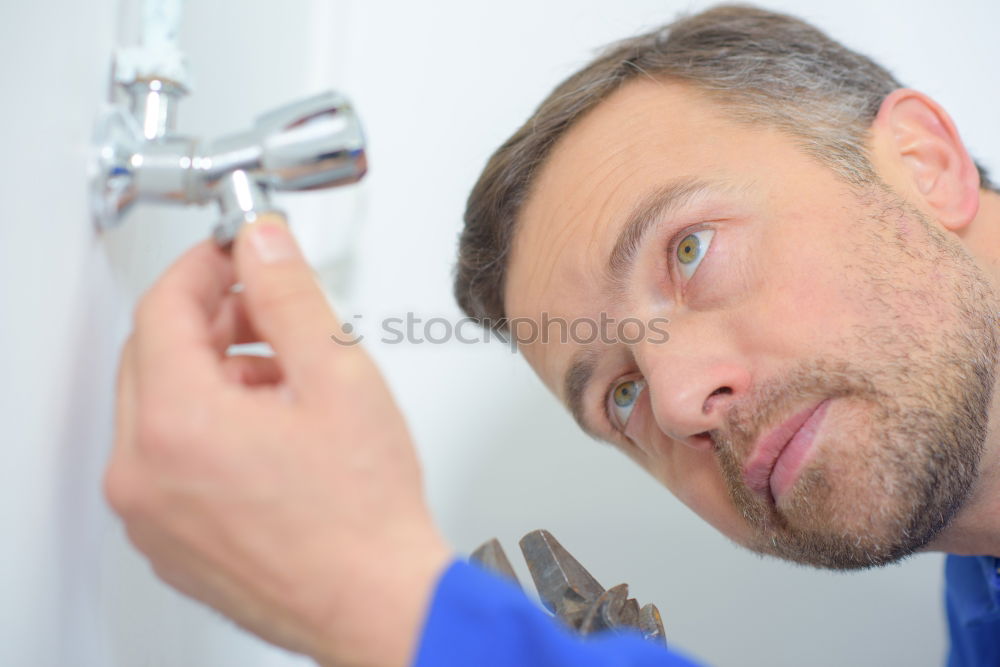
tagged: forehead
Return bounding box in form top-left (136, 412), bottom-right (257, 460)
top-left (504, 79), bottom-right (759, 395)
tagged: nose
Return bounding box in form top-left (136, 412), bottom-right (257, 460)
top-left (635, 326), bottom-right (751, 450)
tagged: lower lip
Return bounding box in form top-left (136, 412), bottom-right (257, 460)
top-left (769, 399), bottom-right (831, 501)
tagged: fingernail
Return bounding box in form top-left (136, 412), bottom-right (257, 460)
top-left (248, 220), bottom-right (296, 264)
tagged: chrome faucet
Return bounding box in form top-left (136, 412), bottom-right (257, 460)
top-left (91, 78), bottom-right (367, 244)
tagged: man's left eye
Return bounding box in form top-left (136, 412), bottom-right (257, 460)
top-left (610, 378), bottom-right (646, 429)
top-left (675, 229), bottom-right (715, 280)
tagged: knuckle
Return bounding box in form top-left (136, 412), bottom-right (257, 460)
top-left (124, 524), bottom-right (156, 558)
top-left (135, 402), bottom-right (189, 460)
top-left (103, 461), bottom-right (144, 518)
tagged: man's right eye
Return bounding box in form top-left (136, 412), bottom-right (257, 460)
top-left (609, 378), bottom-right (646, 429)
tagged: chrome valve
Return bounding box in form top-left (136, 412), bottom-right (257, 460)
top-left (91, 86), bottom-right (367, 243)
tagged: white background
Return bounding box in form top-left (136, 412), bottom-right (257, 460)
top-left (2, 1), bottom-right (998, 665)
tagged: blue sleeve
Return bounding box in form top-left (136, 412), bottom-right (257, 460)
top-left (414, 559), bottom-right (705, 667)
top-left (944, 554), bottom-right (1000, 667)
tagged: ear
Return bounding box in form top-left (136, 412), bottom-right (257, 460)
top-left (871, 89), bottom-right (980, 230)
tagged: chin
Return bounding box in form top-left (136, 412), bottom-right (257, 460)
top-left (749, 458), bottom-right (960, 570)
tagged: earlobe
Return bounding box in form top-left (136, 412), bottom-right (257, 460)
top-left (872, 89), bottom-right (980, 230)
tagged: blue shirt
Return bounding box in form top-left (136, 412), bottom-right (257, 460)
top-left (416, 556), bottom-right (1000, 666)
top-left (946, 554), bottom-right (1000, 666)
top-left (415, 559), bottom-right (701, 667)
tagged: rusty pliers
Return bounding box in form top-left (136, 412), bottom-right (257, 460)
top-left (471, 530), bottom-right (666, 645)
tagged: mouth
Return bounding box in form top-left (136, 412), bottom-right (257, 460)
top-left (741, 399), bottom-right (831, 504)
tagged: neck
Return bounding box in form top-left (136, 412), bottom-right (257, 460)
top-left (926, 189), bottom-right (1000, 557)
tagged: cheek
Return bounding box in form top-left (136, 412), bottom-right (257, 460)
top-left (642, 443), bottom-right (754, 545)
top-left (749, 222), bottom-right (877, 354)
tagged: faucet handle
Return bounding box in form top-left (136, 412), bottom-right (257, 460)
top-left (255, 90), bottom-right (367, 192)
top-left (209, 90), bottom-right (368, 243)
top-left (255, 90), bottom-right (349, 133)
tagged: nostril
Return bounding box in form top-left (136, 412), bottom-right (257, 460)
top-left (703, 386), bottom-right (732, 414)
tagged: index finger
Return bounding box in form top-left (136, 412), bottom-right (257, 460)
top-left (133, 239), bottom-right (236, 396)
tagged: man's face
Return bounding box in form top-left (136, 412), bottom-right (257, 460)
top-left (504, 80), bottom-right (999, 569)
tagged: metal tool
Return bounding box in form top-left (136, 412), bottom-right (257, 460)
top-left (471, 530), bottom-right (666, 645)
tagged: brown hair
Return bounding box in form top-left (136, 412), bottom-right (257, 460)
top-left (454, 4), bottom-right (994, 330)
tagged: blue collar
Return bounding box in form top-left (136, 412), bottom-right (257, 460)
top-left (946, 553), bottom-right (1000, 625)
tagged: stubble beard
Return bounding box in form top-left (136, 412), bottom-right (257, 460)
top-left (712, 185), bottom-right (1000, 570)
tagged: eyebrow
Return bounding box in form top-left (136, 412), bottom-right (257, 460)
top-left (564, 177), bottom-right (720, 438)
top-left (565, 346), bottom-right (602, 438)
top-left (604, 177), bottom-right (715, 298)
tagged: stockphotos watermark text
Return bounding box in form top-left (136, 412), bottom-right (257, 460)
top-left (330, 313), bottom-right (670, 351)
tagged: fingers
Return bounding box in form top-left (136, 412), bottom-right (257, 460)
top-left (134, 240), bottom-right (235, 395)
top-left (210, 291), bottom-right (261, 352)
top-left (221, 355), bottom-right (284, 386)
top-left (213, 296), bottom-right (286, 385)
top-left (232, 215), bottom-right (358, 393)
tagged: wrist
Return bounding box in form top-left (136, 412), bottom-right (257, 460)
top-left (310, 526), bottom-right (454, 667)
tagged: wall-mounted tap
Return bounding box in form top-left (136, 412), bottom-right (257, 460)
top-left (91, 84), bottom-right (368, 244)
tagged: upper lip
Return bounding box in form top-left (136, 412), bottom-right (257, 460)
top-left (741, 400), bottom-right (824, 501)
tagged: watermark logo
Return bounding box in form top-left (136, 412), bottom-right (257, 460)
top-left (330, 312), bottom-right (669, 351)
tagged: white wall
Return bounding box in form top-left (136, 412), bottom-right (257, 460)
top-left (1, 1), bottom-right (997, 666)
top-left (1, 1), bottom-right (346, 666)
top-left (1, 3), bottom-right (119, 665)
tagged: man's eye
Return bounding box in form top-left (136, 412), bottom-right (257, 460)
top-left (609, 378), bottom-right (646, 428)
top-left (675, 229), bottom-right (715, 280)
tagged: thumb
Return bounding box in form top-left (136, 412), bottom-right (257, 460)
top-left (232, 215), bottom-right (357, 392)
